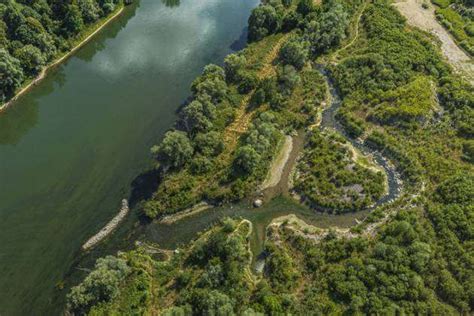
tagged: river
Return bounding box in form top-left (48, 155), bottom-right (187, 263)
top-left (0, 0), bottom-right (257, 314)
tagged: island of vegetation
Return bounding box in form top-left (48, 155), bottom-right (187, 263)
top-left (0, 0), bottom-right (126, 110)
top-left (20, 0), bottom-right (470, 313)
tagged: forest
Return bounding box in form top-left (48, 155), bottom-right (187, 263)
top-left (66, 0), bottom-right (473, 314)
top-left (0, 0), bottom-right (121, 103)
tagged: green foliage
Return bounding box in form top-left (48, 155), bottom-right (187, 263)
top-left (432, 0), bottom-right (451, 8)
top-left (277, 64), bottom-right (300, 94)
top-left (78, 0), bottom-right (100, 23)
top-left (237, 70), bottom-right (258, 94)
top-left (435, 7), bottom-right (474, 56)
top-left (248, 4), bottom-right (282, 42)
top-left (435, 173), bottom-right (474, 204)
top-left (0, 0), bottom-right (121, 102)
top-left (370, 76), bottom-right (434, 126)
top-left (224, 53), bottom-right (247, 83)
top-left (180, 98), bottom-right (216, 134)
top-left (462, 140), bottom-right (474, 163)
top-left (295, 131), bottom-right (385, 212)
top-left (234, 145), bottom-right (261, 175)
top-left (278, 36), bottom-right (308, 69)
top-left (13, 44), bottom-right (46, 75)
top-left (152, 130), bottom-right (194, 169)
top-left (67, 256), bottom-right (131, 314)
top-left (296, 0), bottom-right (316, 16)
top-left (0, 48), bottom-right (24, 100)
top-left (194, 131), bottom-right (224, 156)
top-left (303, 0), bottom-right (349, 55)
top-left (64, 4), bottom-right (84, 35)
top-left (191, 64), bottom-right (228, 103)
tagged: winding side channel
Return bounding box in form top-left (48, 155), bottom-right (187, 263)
top-left (317, 65), bottom-right (403, 206)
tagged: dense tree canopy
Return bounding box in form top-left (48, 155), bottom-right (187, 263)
top-left (0, 0), bottom-right (121, 101)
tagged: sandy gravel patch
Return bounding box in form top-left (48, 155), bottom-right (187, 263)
top-left (394, 0), bottom-right (474, 84)
top-left (260, 136), bottom-right (293, 190)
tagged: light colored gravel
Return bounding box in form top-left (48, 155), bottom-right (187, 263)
top-left (260, 136), bottom-right (293, 190)
top-left (394, 0), bottom-right (474, 84)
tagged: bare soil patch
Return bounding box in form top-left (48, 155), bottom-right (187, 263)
top-left (394, 0), bottom-right (474, 84)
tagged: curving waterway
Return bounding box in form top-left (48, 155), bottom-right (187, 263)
top-left (317, 65), bottom-right (403, 206)
top-left (0, 0), bottom-right (257, 314)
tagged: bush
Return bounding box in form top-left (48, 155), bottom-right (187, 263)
top-left (238, 71), bottom-right (258, 94)
top-left (234, 145), bottom-right (261, 175)
top-left (462, 140), bottom-right (474, 163)
top-left (277, 65), bottom-right (300, 94)
top-left (67, 256), bottom-right (131, 314)
top-left (152, 130), bottom-right (194, 168)
top-left (431, 0), bottom-right (451, 8)
top-left (278, 37), bottom-right (308, 70)
top-left (224, 53), bottom-right (247, 83)
top-left (248, 5), bottom-right (282, 42)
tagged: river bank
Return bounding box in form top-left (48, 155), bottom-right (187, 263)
top-left (0, 5), bottom-right (125, 113)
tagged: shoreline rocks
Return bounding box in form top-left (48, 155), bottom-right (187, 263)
top-left (82, 199), bottom-right (129, 251)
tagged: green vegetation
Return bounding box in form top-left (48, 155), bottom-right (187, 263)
top-left (0, 0), bottom-right (122, 102)
top-left (68, 218), bottom-right (254, 315)
top-left (68, 0), bottom-right (474, 314)
top-left (142, 0), bottom-right (340, 218)
top-left (295, 130), bottom-right (385, 212)
top-left (432, 0), bottom-right (474, 55)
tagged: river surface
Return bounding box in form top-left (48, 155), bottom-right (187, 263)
top-left (0, 0), bottom-right (257, 314)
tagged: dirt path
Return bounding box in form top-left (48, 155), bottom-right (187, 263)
top-left (394, 0), bottom-right (474, 84)
top-left (0, 6), bottom-right (125, 113)
top-left (331, 1), bottom-right (367, 63)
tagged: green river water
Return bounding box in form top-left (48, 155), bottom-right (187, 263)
top-left (0, 0), bottom-right (257, 314)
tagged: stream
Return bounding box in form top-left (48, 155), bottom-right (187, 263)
top-left (317, 65), bottom-right (403, 207)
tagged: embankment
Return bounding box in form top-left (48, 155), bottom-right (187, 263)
top-left (82, 199), bottom-right (129, 250)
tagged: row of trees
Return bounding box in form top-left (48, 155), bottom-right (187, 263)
top-left (0, 0), bottom-right (121, 101)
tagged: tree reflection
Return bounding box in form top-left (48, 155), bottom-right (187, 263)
top-left (162, 0), bottom-right (180, 8)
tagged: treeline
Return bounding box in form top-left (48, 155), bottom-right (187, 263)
top-left (0, 0), bottom-right (121, 102)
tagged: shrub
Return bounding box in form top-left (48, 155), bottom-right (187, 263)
top-left (278, 37), bottom-right (308, 70)
top-left (152, 130), bottom-right (194, 168)
top-left (67, 256), bottom-right (131, 314)
top-left (248, 5), bottom-right (282, 42)
top-left (238, 71), bottom-right (258, 94)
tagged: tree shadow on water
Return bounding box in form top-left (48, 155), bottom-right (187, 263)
top-left (162, 0), bottom-right (180, 8)
top-left (128, 167), bottom-right (163, 223)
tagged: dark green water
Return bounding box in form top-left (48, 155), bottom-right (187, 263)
top-left (0, 0), bottom-right (257, 314)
